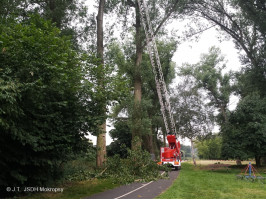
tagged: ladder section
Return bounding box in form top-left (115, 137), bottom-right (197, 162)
top-left (137, 0), bottom-right (177, 135)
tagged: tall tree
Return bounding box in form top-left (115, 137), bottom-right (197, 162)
top-left (179, 47), bottom-right (234, 125)
top-left (171, 76), bottom-right (214, 165)
top-left (107, 38), bottom-right (177, 156)
top-left (141, 39), bottom-right (177, 155)
top-left (96, 0), bottom-right (106, 168)
top-left (176, 48), bottom-right (234, 164)
top-left (222, 93), bottom-right (266, 166)
top-left (106, 0), bottom-right (185, 150)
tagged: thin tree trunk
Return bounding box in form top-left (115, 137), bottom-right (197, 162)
top-left (148, 126), bottom-right (155, 154)
top-left (255, 155), bottom-right (261, 167)
top-left (220, 104), bottom-right (228, 123)
top-left (153, 130), bottom-right (159, 157)
top-left (191, 139), bottom-right (197, 166)
top-left (163, 131), bottom-right (166, 147)
top-left (96, 0), bottom-right (106, 168)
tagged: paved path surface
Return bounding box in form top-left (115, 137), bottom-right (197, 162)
top-left (86, 170), bottom-right (179, 199)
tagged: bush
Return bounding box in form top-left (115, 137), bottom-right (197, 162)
top-left (103, 148), bottom-right (168, 184)
top-left (63, 146), bottom-right (97, 181)
top-left (0, 15), bottom-right (91, 197)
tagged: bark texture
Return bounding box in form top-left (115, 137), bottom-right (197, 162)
top-left (191, 139), bottom-right (197, 166)
top-left (132, 2), bottom-right (143, 150)
top-left (96, 0), bottom-right (106, 168)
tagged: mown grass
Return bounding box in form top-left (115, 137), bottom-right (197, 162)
top-left (23, 178), bottom-right (120, 199)
top-left (157, 162), bottom-right (266, 199)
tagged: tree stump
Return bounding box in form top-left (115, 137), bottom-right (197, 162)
top-left (236, 160), bottom-right (242, 165)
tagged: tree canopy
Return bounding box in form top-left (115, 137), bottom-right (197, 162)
top-left (0, 15), bottom-right (91, 189)
top-left (222, 93), bottom-right (266, 166)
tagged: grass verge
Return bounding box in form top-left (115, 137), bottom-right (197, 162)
top-left (22, 178), bottom-right (120, 199)
top-left (157, 162), bottom-right (266, 199)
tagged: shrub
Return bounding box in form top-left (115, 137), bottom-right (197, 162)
top-left (103, 148), bottom-right (168, 184)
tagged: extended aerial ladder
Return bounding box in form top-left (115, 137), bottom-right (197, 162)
top-left (137, 0), bottom-right (181, 169)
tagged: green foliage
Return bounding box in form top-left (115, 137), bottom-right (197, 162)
top-left (185, 1), bottom-right (266, 166)
top-left (103, 148), bottom-right (167, 184)
top-left (189, 0), bottom-right (266, 98)
top-left (222, 93), bottom-right (266, 164)
top-left (171, 75), bottom-right (214, 140)
top-left (181, 145), bottom-right (192, 158)
top-left (195, 136), bottom-right (222, 160)
top-left (62, 143), bottom-right (96, 182)
top-left (0, 0), bottom-right (94, 50)
top-left (109, 38), bottom-right (177, 151)
top-left (232, 0), bottom-right (266, 98)
top-left (0, 15), bottom-right (93, 195)
top-left (179, 46), bottom-right (234, 125)
top-left (234, 0), bottom-right (266, 35)
top-left (107, 120), bottom-right (132, 158)
top-left (86, 43), bottom-right (131, 136)
top-left (104, 0), bottom-right (181, 151)
top-left (105, 0), bottom-right (186, 38)
top-left (0, 1), bottom-right (24, 23)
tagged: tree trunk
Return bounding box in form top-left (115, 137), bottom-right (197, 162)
top-left (132, 2), bottom-right (143, 150)
top-left (261, 157), bottom-right (266, 166)
top-left (153, 135), bottom-right (158, 157)
top-left (191, 139), bottom-right (197, 166)
top-left (148, 126), bottom-right (155, 154)
top-left (163, 131), bottom-right (166, 147)
top-left (97, 123), bottom-right (106, 167)
top-left (255, 155), bottom-right (261, 167)
top-left (220, 105), bottom-right (228, 123)
top-left (236, 159), bottom-right (242, 165)
top-left (96, 0), bottom-right (106, 168)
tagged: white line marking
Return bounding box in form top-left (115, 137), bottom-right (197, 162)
top-left (115, 171), bottom-right (165, 199)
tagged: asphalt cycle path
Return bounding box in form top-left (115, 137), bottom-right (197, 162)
top-left (86, 169), bottom-right (179, 199)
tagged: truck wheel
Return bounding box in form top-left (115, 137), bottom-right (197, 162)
top-left (174, 167), bottom-right (179, 170)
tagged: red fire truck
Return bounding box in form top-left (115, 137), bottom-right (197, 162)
top-left (158, 133), bottom-right (182, 170)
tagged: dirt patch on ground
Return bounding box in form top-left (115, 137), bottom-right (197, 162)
top-left (201, 163), bottom-right (232, 170)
